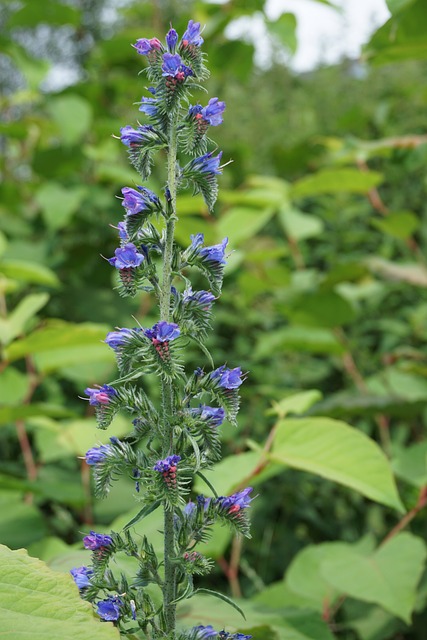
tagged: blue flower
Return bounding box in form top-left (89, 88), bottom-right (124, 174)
top-left (120, 124), bottom-right (155, 147)
top-left (144, 321), bottom-right (180, 342)
top-left (201, 98), bottom-right (226, 126)
top-left (153, 454), bottom-right (181, 473)
top-left (190, 234), bottom-right (228, 265)
top-left (108, 243), bottom-right (145, 269)
top-left (193, 625), bottom-right (217, 639)
top-left (183, 286), bottom-right (215, 307)
top-left (85, 444), bottom-right (110, 465)
top-left (166, 28), bottom-right (178, 52)
top-left (191, 405), bottom-right (225, 427)
top-left (83, 530), bottom-right (113, 550)
top-left (211, 365), bottom-right (243, 389)
top-left (182, 20), bottom-right (204, 46)
top-left (184, 501), bottom-right (196, 516)
top-left (217, 487), bottom-right (253, 514)
top-left (105, 327), bottom-right (133, 350)
top-left (189, 151), bottom-right (223, 175)
top-left (121, 186), bottom-right (160, 215)
top-left (70, 566), bottom-right (93, 589)
top-left (84, 385), bottom-right (117, 406)
top-left (134, 37), bottom-right (162, 56)
top-left (117, 221), bottom-right (128, 240)
top-left (162, 53), bottom-right (192, 79)
top-left (96, 596), bottom-right (123, 621)
top-left (232, 635), bottom-right (252, 640)
top-left (139, 97), bottom-right (158, 116)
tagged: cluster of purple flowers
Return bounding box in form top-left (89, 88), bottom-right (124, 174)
top-left (217, 487), bottom-right (253, 514)
top-left (120, 185), bottom-right (160, 215)
top-left (134, 20), bottom-right (204, 58)
top-left (144, 321), bottom-right (180, 342)
top-left (211, 365), bottom-right (243, 389)
top-left (83, 530), bottom-right (113, 550)
top-left (183, 286), bottom-right (215, 308)
top-left (120, 125), bottom-right (154, 148)
top-left (97, 596), bottom-right (123, 621)
top-left (105, 327), bottom-right (134, 350)
top-left (192, 626), bottom-right (252, 640)
top-left (85, 444), bottom-right (110, 465)
top-left (154, 454), bottom-right (181, 489)
top-left (188, 152), bottom-right (223, 176)
top-left (84, 384), bottom-right (117, 406)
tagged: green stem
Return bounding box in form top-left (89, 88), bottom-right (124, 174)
top-left (161, 114), bottom-right (178, 638)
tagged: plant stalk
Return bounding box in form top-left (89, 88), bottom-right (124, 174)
top-left (160, 113), bottom-right (178, 637)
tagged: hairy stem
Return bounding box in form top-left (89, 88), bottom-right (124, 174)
top-left (161, 114), bottom-right (178, 637)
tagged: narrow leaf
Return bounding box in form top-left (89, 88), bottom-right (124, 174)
top-left (193, 588), bottom-right (246, 619)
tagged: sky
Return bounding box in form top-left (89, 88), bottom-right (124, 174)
top-left (226, 0), bottom-right (391, 71)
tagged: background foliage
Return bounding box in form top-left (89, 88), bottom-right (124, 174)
top-left (1, 0), bottom-right (427, 638)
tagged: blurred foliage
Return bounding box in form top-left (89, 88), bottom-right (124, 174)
top-left (2, 0), bottom-right (427, 638)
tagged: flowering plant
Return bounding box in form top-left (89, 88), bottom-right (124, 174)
top-left (70, 20), bottom-right (253, 640)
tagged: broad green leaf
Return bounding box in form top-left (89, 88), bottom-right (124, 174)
top-left (0, 292), bottom-right (49, 345)
top-left (267, 390), bottom-right (323, 418)
top-left (5, 320), bottom-right (109, 362)
top-left (28, 537), bottom-right (69, 563)
top-left (0, 492), bottom-right (46, 548)
top-left (0, 545), bottom-right (120, 640)
top-left (251, 581), bottom-right (315, 610)
top-left (34, 343), bottom-right (114, 374)
top-left (266, 13), bottom-right (297, 54)
top-left (371, 211), bottom-right (419, 239)
top-left (392, 441), bottom-right (427, 487)
top-left (321, 533), bottom-right (427, 623)
top-left (0, 230), bottom-right (7, 256)
top-left (0, 367), bottom-right (28, 405)
top-left (254, 326), bottom-right (345, 358)
top-left (48, 95), bottom-right (93, 146)
top-left (217, 207), bottom-right (276, 246)
top-left (291, 169), bottom-right (383, 198)
top-left (178, 594), bottom-right (334, 640)
top-left (288, 291), bottom-right (356, 328)
top-left (386, 0), bottom-right (416, 13)
top-left (36, 183), bottom-right (86, 230)
top-left (0, 403), bottom-right (74, 425)
top-left (219, 186), bottom-right (288, 208)
top-left (279, 207), bottom-right (324, 241)
top-left (269, 417), bottom-right (404, 511)
top-left (0, 259), bottom-right (60, 287)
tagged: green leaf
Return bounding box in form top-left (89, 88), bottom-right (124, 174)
top-left (217, 207), bottom-right (276, 246)
top-left (0, 293), bottom-right (49, 345)
top-left (5, 320), bottom-right (109, 363)
top-left (7, 1), bottom-right (81, 27)
top-left (0, 492), bottom-right (47, 548)
top-left (124, 500), bottom-right (161, 530)
top-left (48, 95), bottom-right (93, 146)
top-left (267, 390), bottom-right (323, 418)
top-left (0, 367), bottom-right (28, 405)
top-left (386, 0), bottom-right (416, 13)
top-left (392, 441), bottom-right (427, 487)
top-left (289, 291), bottom-right (356, 328)
top-left (35, 183), bottom-right (86, 230)
top-left (254, 326), bottom-right (345, 358)
top-left (266, 13), bottom-right (298, 54)
top-left (291, 169), bottom-right (383, 198)
top-left (0, 544), bottom-right (120, 640)
top-left (321, 533), bottom-right (427, 623)
top-left (370, 211), bottom-right (419, 239)
top-left (269, 417), bottom-right (404, 511)
top-left (193, 588), bottom-right (246, 619)
top-left (279, 207), bottom-right (324, 241)
top-left (0, 259), bottom-right (60, 287)
top-left (0, 403), bottom-right (74, 425)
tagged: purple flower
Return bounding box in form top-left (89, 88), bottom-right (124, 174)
top-left (184, 501), bottom-right (196, 516)
top-left (191, 405), bottom-right (225, 427)
top-left (97, 597), bottom-right (123, 621)
top-left (84, 385), bottom-right (117, 406)
top-left (105, 327), bottom-right (133, 350)
top-left (83, 530), bottom-right (113, 550)
top-left (202, 98), bottom-right (226, 126)
top-left (120, 124), bottom-right (154, 147)
top-left (121, 186), bottom-right (159, 215)
top-left (217, 487), bottom-right (253, 514)
top-left (233, 635), bottom-right (252, 640)
top-left (197, 495), bottom-right (211, 510)
top-left (108, 243), bottom-right (144, 269)
top-left (134, 37), bottom-right (162, 56)
top-left (70, 566), bottom-right (93, 589)
top-left (153, 454), bottom-right (181, 473)
top-left (190, 234), bottom-right (228, 265)
top-left (189, 151), bottom-right (223, 175)
top-left (211, 365), bottom-right (243, 389)
top-left (162, 53), bottom-right (192, 79)
top-left (85, 444), bottom-right (110, 465)
top-left (144, 321), bottom-right (180, 342)
top-left (117, 221), bottom-right (128, 240)
top-left (182, 20), bottom-right (204, 46)
top-left (166, 28), bottom-right (178, 52)
top-left (193, 626), bottom-right (217, 639)
top-left (139, 97), bottom-right (158, 116)
top-left (183, 286), bottom-right (215, 307)
top-left (189, 104), bottom-right (203, 118)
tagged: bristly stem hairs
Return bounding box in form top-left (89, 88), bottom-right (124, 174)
top-left (71, 20), bottom-right (253, 640)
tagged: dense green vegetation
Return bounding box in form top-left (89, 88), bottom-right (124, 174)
top-left (2, 1), bottom-right (427, 638)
